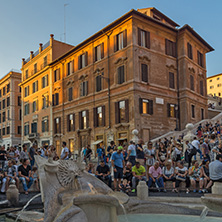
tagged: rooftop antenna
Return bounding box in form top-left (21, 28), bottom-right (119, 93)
top-left (64, 3), bottom-right (69, 43)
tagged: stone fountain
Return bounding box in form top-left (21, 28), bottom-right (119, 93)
top-left (33, 155), bottom-right (123, 222)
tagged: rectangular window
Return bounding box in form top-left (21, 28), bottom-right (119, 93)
top-left (167, 103), bottom-right (177, 118)
top-left (94, 43), bottom-right (104, 62)
top-left (6, 97), bottom-right (10, 107)
top-left (80, 81), bottom-right (88, 97)
top-left (139, 99), bottom-right (153, 115)
top-left (6, 126), bottom-right (10, 135)
top-left (2, 128), bottom-right (5, 136)
top-left (201, 108), bottom-right (204, 120)
top-left (24, 103), bottom-right (29, 115)
top-left (0, 114), bottom-right (1, 123)
top-left (54, 68), bottom-right (60, 82)
top-left (2, 99), bottom-right (5, 109)
top-left (34, 63), bottom-right (37, 74)
top-left (18, 96), bottom-right (21, 106)
top-left (7, 109), bottom-right (9, 120)
top-left (94, 106), bottom-right (105, 127)
top-left (78, 53), bottom-right (88, 70)
top-left (68, 87), bottom-right (73, 101)
top-left (42, 75), bottom-right (48, 88)
top-left (24, 123), bottom-right (29, 136)
top-left (19, 109), bottom-right (22, 120)
top-left (138, 28), bottom-right (150, 48)
top-left (6, 84), bottom-right (10, 93)
top-left (141, 64), bottom-right (148, 82)
top-left (32, 81), bottom-right (38, 93)
top-left (114, 30), bottom-right (127, 52)
top-left (32, 100), bottom-right (38, 112)
top-left (117, 66), bottom-right (125, 84)
top-left (200, 80), bottom-right (204, 96)
top-left (115, 100), bottom-right (129, 124)
top-left (0, 101), bottom-right (1, 110)
top-left (79, 110), bottom-right (89, 129)
top-left (165, 39), bottom-right (176, 58)
top-left (31, 122), bottom-right (37, 133)
top-left (96, 75), bottom-right (102, 92)
top-left (54, 117), bottom-right (61, 134)
top-left (25, 70), bottom-right (29, 79)
top-left (24, 86), bottom-right (29, 97)
top-left (52, 93), bottom-right (59, 106)
top-left (190, 75), bottom-right (194, 91)
top-left (18, 126), bottom-right (21, 135)
top-left (42, 117), bottom-right (49, 132)
top-left (43, 56), bottom-right (47, 67)
top-left (187, 42), bottom-right (193, 59)
top-left (42, 95), bottom-right (49, 109)
top-left (2, 112), bottom-right (5, 122)
top-left (169, 72), bottom-right (175, 89)
top-left (0, 89), bottom-right (1, 97)
top-left (197, 51), bottom-right (204, 67)
top-left (3, 87), bottom-right (5, 95)
top-left (67, 114), bottom-right (75, 132)
top-left (191, 105), bottom-right (195, 118)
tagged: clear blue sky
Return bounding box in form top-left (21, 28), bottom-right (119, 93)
top-left (0, 0), bottom-right (220, 78)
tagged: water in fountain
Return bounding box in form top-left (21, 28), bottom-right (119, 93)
top-left (200, 206), bottom-right (209, 220)
top-left (119, 203), bottom-right (129, 222)
top-left (15, 193), bottom-right (41, 222)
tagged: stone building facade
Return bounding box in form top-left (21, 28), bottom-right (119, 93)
top-left (20, 7), bottom-right (213, 154)
top-left (48, 7), bottom-right (213, 155)
top-left (0, 70), bottom-right (21, 148)
top-left (20, 35), bottom-right (74, 147)
top-left (207, 73), bottom-right (222, 98)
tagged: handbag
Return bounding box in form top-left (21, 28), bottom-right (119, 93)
top-left (176, 175), bottom-right (186, 181)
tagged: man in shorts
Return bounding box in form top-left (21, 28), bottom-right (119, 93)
top-left (111, 146), bottom-right (125, 191)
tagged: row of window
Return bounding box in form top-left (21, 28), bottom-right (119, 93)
top-left (24, 75), bottom-right (48, 97)
top-left (0, 126), bottom-right (10, 136)
top-left (209, 77), bottom-right (220, 83)
top-left (0, 97), bottom-right (10, 110)
top-left (0, 84), bottom-right (10, 98)
top-left (24, 117), bottom-right (49, 135)
top-left (187, 42), bottom-right (204, 67)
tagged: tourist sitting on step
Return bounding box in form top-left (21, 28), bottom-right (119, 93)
top-left (162, 161), bottom-right (176, 192)
top-left (0, 168), bottom-right (5, 194)
top-left (95, 160), bottom-right (112, 188)
top-left (18, 159), bottom-right (33, 195)
top-left (156, 142), bottom-right (168, 168)
top-left (1, 160), bottom-right (19, 193)
top-left (119, 179), bottom-right (131, 194)
top-left (86, 162), bottom-right (95, 176)
top-left (188, 160), bottom-right (201, 193)
top-left (123, 161), bottom-right (133, 187)
top-left (174, 161), bottom-right (190, 193)
top-left (209, 154), bottom-right (222, 183)
top-left (132, 161), bottom-right (147, 191)
top-left (148, 161), bottom-right (165, 192)
top-left (200, 159), bottom-right (213, 193)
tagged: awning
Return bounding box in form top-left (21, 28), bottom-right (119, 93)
top-left (92, 140), bottom-right (103, 145)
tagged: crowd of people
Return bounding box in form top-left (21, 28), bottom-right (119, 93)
top-left (0, 121), bottom-right (222, 195)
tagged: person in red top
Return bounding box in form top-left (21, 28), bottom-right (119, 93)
top-left (148, 161), bottom-right (165, 192)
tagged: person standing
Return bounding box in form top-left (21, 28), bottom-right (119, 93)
top-left (201, 137), bottom-right (210, 162)
top-left (28, 143), bottom-right (37, 167)
top-left (126, 141), bottom-right (136, 166)
top-left (60, 142), bottom-right (69, 160)
top-left (192, 137), bottom-right (202, 160)
top-left (209, 154), bottom-right (222, 183)
top-left (136, 139), bottom-right (145, 166)
top-left (18, 159), bottom-right (33, 194)
top-left (111, 146), bottom-right (125, 191)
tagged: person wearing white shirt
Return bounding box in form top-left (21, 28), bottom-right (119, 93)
top-left (60, 142), bottom-right (69, 160)
top-left (192, 137), bottom-right (203, 160)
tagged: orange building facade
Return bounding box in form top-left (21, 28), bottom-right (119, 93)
top-left (0, 70), bottom-right (21, 148)
top-left (20, 7), bottom-right (213, 155)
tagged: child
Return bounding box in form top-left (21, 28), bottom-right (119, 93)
top-left (32, 167), bottom-right (40, 191)
top-left (119, 179), bottom-right (131, 194)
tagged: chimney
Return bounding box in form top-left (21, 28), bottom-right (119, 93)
top-left (39, 43), bottom-right (43, 53)
top-left (22, 58), bottom-right (26, 66)
top-left (30, 51), bottom-right (34, 60)
top-left (50, 34), bottom-right (54, 46)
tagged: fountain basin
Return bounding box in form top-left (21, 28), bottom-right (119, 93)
top-left (201, 194), bottom-right (222, 213)
top-left (73, 194), bottom-right (119, 222)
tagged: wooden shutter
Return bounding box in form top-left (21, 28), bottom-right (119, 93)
top-left (94, 46), bottom-right (97, 62)
top-left (167, 103), bottom-right (171, 117)
top-left (114, 35), bottom-right (117, 52)
top-left (36, 81), bottom-right (38, 91)
top-left (58, 117), bottom-right (61, 133)
top-left (172, 42), bottom-right (176, 58)
top-left (117, 67), bottom-right (121, 84)
top-left (174, 105), bottom-right (177, 118)
top-left (102, 105), bottom-right (105, 126)
top-left (72, 113), bottom-right (75, 131)
top-left (200, 80), bottom-right (204, 96)
top-left (79, 112), bottom-right (82, 129)
top-left (123, 29), bottom-right (127, 48)
top-left (66, 63), bottom-right (69, 75)
top-left (78, 55), bottom-right (81, 70)
top-left (139, 98), bottom-right (142, 114)
top-left (142, 64), bottom-right (148, 82)
top-left (58, 68), bottom-right (60, 80)
top-left (93, 108), bottom-right (97, 127)
top-left (169, 72), bottom-right (175, 89)
top-left (67, 114), bottom-right (70, 132)
top-left (80, 82), bottom-right (83, 97)
top-left (85, 52), bottom-right (88, 66)
top-left (145, 31), bottom-right (150, 49)
top-left (86, 110), bottom-right (89, 128)
top-left (71, 60), bottom-right (74, 73)
top-left (85, 81), bottom-right (88, 96)
top-left (165, 39), bottom-right (168, 55)
top-left (149, 100), bottom-right (153, 115)
top-left (115, 102), bottom-right (120, 124)
top-left (125, 99), bottom-right (129, 122)
top-left (101, 43), bottom-right (104, 59)
top-left (54, 118), bottom-right (56, 133)
top-left (138, 28), bottom-right (141, 46)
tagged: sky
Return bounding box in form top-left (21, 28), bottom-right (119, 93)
top-left (0, 0), bottom-right (221, 78)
